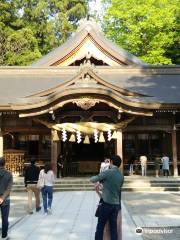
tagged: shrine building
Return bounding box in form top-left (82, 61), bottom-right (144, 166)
top-left (0, 20), bottom-right (180, 176)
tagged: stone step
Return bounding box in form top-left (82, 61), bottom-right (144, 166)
top-left (12, 180), bottom-right (180, 185)
top-left (12, 177), bottom-right (180, 192)
top-left (13, 183), bottom-right (180, 188)
top-left (12, 185), bottom-right (180, 192)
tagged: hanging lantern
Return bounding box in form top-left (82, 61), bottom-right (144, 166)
top-left (99, 132), bottom-right (105, 143)
top-left (84, 135), bottom-right (90, 144)
top-left (107, 129), bottom-right (112, 141)
top-left (52, 130), bottom-right (60, 141)
top-left (94, 129), bottom-right (98, 143)
top-left (77, 130), bottom-right (81, 143)
top-left (111, 131), bottom-right (118, 139)
top-left (69, 134), bottom-right (76, 142)
top-left (62, 128), bottom-right (67, 142)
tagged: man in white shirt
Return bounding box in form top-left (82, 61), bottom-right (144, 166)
top-left (140, 155), bottom-right (147, 176)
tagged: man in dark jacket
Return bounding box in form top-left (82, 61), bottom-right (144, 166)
top-left (0, 157), bottom-right (13, 239)
top-left (24, 159), bottom-right (41, 214)
top-left (90, 155), bottom-right (124, 240)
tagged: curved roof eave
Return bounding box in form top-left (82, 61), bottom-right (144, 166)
top-left (11, 87), bottom-right (161, 112)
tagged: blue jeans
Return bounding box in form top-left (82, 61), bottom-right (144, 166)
top-left (0, 200), bottom-right (10, 238)
top-left (41, 186), bottom-right (53, 213)
top-left (95, 201), bottom-right (120, 240)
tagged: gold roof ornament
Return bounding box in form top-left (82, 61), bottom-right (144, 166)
top-left (73, 97), bottom-right (99, 110)
top-left (52, 130), bottom-right (60, 141)
top-left (69, 134), bottom-right (76, 142)
top-left (84, 135), bottom-right (90, 144)
top-left (99, 132), bottom-right (105, 143)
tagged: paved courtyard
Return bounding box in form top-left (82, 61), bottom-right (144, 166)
top-left (1, 191), bottom-right (180, 240)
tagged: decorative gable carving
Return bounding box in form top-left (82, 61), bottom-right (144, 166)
top-left (73, 73), bottom-right (98, 88)
top-left (72, 98), bottom-right (100, 110)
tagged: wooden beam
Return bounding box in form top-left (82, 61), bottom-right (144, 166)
top-left (172, 128), bottom-right (178, 177)
top-left (115, 130), bottom-right (123, 173)
top-left (51, 130), bottom-right (58, 175)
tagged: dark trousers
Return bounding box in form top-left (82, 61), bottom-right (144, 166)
top-left (95, 201), bottom-right (120, 240)
top-left (57, 167), bottom-right (64, 178)
top-left (0, 201), bottom-right (10, 238)
top-left (163, 169), bottom-right (169, 177)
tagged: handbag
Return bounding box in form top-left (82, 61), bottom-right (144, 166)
top-left (37, 171), bottom-right (45, 189)
top-left (95, 199), bottom-right (103, 217)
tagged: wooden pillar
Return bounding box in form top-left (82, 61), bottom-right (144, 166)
top-left (172, 127), bottom-right (178, 177)
top-left (51, 130), bottom-right (58, 176)
top-left (115, 130), bottom-right (123, 172)
top-left (0, 133), bottom-right (3, 158)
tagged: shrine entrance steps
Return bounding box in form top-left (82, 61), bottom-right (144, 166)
top-left (12, 176), bottom-right (180, 192)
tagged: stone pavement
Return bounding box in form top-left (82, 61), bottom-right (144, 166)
top-left (6, 191), bottom-right (142, 240)
top-left (123, 192), bottom-right (180, 240)
top-left (3, 192), bottom-right (27, 228)
top-left (1, 191), bottom-right (180, 240)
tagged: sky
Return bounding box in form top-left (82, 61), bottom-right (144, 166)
top-left (88, 0), bottom-right (103, 16)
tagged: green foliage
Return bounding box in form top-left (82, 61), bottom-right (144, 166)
top-left (5, 28), bottom-right (41, 65)
top-left (15, 0), bottom-right (87, 55)
top-left (102, 0), bottom-right (180, 64)
top-left (50, 0), bottom-right (88, 44)
top-left (0, 0), bottom-right (87, 65)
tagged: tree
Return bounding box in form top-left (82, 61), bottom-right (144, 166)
top-left (5, 28), bottom-right (41, 65)
top-left (0, 0), bottom-right (88, 65)
top-left (17, 0), bottom-right (88, 54)
top-left (16, 0), bottom-right (57, 54)
top-left (102, 0), bottom-right (179, 64)
top-left (0, 0), bottom-right (18, 64)
top-left (0, 0), bottom-right (41, 65)
top-left (50, 0), bottom-right (88, 44)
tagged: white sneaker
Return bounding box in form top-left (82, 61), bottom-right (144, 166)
top-left (47, 208), bottom-right (52, 215)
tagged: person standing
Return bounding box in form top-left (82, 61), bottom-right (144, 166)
top-left (90, 155), bottom-right (124, 240)
top-left (161, 154), bottom-right (170, 177)
top-left (140, 155), bottom-right (147, 176)
top-left (57, 154), bottom-right (64, 178)
top-left (128, 154), bottom-right (136, 175)
top-left (39, 162), bottom-right (55, 215)
top-left (0, 157), bottom-right (13, 240)
top-left (24, 159), bottom-right (41, 214)
top-left (154, 155), bottom-right (161, 177)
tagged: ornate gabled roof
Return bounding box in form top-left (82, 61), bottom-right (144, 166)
top-left (0, 66), bottom-right (180, 112)
top-left (4, 65), bottom-right (178, 118)
top-left (32, 19), bottom-right (147, 67)
top-left (0, 65), bottom-right (180, 106)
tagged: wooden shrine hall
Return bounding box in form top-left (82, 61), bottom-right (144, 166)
top-left (0, 19), bottom-right (180, 176)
